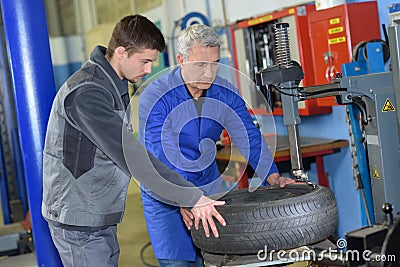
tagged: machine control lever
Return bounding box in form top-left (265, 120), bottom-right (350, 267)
top-left (382, 203), bottom-right (394, 225)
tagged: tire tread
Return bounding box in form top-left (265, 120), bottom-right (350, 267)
top-left (191, 185), bottom-right (338, 254)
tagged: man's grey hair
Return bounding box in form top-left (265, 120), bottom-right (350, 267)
top-left (177, 24), bottom-right (221, 59)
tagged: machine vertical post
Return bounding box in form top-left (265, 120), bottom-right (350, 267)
top-left (0, 0), bottom-right (62, 265)
top-left (388, 25), bottom-right (400, 144)
top-left (274, 23), bottom-right (307, 180)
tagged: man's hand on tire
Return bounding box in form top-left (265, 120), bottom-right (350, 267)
top-left (267, 173), bottom-right (296, 188)
top-left (190, 195), bottom-right (226, 238)
top-left (180, 207), bottom-right (194, 230)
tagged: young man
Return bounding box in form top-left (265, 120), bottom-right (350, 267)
top-left (42, 15), bottom-right (225, 267)
top-left (138, 24), bottom-right (294, 267)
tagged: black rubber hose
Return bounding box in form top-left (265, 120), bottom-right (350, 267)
top-left (351, 98), bottom-right (369, 125)
top-left (140, 241), bottom-right (158, 267)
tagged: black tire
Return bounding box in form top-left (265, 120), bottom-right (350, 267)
top-left (191, 183), bottom-right (338, 254)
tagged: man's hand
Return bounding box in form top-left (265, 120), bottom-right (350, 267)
top-left (180, 207), bottom-right (194, 230)
top-left (266, 173), bottom-right (295, 188)
top-left (190, 195), bottom-right (226, 238)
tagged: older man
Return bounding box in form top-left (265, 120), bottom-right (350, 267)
top-left (138, 24), bottom-right (294, 267)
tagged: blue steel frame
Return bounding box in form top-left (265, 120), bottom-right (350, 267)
top-left (0, 0), bottom-right (62, 265)
top-left (341, 42), bottom-right (386, 226)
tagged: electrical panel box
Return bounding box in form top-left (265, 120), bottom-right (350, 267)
top-left (229, 4), bottom-right (332, 116)
top-left (308, 1), bottom-right (381, 106)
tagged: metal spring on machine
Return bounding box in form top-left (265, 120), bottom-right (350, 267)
top-left (274, 23), bottom-right (292, 68)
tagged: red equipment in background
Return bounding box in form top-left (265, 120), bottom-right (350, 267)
top-left (228, 1), bottom-right (381, 113)
top-left (308, 1), bottom-right (381, 106)
top-left (229, 4), bottom-right (332, 116)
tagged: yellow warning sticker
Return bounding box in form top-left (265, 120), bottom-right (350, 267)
top-left (289, 8), bottom-right (295, 14)
top-left (248, 15), bottom-right (273, 26)
top-left (328, 26), bottom-right (343, 34)
top-left (328, 36), bottom-right (346, 45)
top-left (330, 18), bottom-right (340, 25)
top-left (373, 166), bottom-right (381, 179)
top-left (382, 98), bottom-right (396, 112)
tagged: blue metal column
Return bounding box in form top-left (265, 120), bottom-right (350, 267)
top-left (0, 0), bottom-right (62, 266)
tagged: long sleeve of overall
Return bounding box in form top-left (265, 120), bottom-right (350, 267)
top-left (216, 82), bottom-right (279, 185)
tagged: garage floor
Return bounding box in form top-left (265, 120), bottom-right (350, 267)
top-left (0, 182), bottom-right (158, 267)
top-left (118, 182), bottom-right (158, 267)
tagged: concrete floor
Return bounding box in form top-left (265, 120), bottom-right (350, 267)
top-left (0, 182), bottom-right (157, 267)
top-left (118, 182), bottom-right (158, 267)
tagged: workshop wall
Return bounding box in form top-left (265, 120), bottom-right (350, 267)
top-left (47, 0), bottom-right (390, 87)
top-left (49, 35), bottom-right (85, 90)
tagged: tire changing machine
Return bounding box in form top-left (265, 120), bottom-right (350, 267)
top-left (203, 22), bottom-right (400, 266)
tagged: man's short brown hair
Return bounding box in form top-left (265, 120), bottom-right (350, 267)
top-left (106, 14), bottom-right (165, 58)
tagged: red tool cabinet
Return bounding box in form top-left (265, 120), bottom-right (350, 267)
top-left (308, 1), bottom-right (381, 106)
top-left (229, 4), bottom-right (332, 116)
